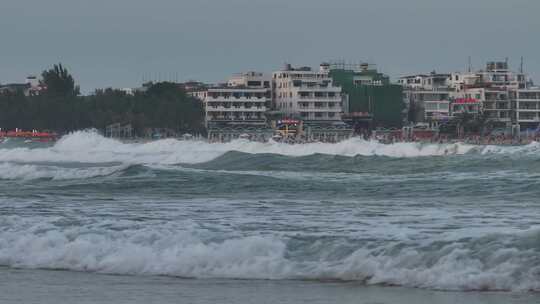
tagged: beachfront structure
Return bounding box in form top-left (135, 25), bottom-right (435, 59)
top-left (513, 88), bottom-right (540, 129)
top-left (450, 61), bottom-right (526, 124)
top-left (0, 75), bottom-right (44, 96)
top-left (272, 64), bottom-right (343, 122)
top-left (399, 61), bottom-right (535, 128)
top-left (227, 72), bottom-right (271, 89)
top-left (399, 73), bottom-right (454, 125)
top-left (271, 64), bottom-right (353, 141)
top-left (329, 62), bottom-right (404, 129)
top-left (191, 72), bottom-right (273, 141)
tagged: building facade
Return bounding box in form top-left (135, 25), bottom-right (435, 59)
top-left (399, 61), bottom-right (536, 130)
top-left (513, 88), bottom-right (540, 129)
top-left (272, 64), bottom-right (343, 122)
top-left (271, 64), bottom-right (353, 141)
top-left (330, 62), bottom-right (404, 129)
top-left (399, 73), bottom-right (454, 125)
top-left (192, 72), bottom-right (273, 141)
top-left (0, 75), bottom-right (44, 96)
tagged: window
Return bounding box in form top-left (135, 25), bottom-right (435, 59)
top-left (247, 81), bottom-right (261, 87)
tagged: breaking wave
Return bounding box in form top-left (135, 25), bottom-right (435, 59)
top-left (0, 216), bottom-right (538, 291)
top-left (0, 130), bottom-right (538, 166)
top-left (0, 162), bottom-right (130, 180)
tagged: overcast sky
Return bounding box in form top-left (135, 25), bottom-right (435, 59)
top-left (1, 0), bottom-right (539, 92)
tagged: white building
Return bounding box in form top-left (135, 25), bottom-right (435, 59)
top-left (480, 62), bottom-right (525, 124)
top-left (513, 88), bottom-right (540, 129)
top-left (272, 64), bottom-right (343, 122)
top-left (192, 72), bottom-right (273, 141)
top-left (227, 71), bottom-right (271, 89)
top-left (399, 73), bottom-right (453, 124)
top-left (400, 62), bottom-right (533, 127)
top-left (0, 75), bottom-right (44, 96)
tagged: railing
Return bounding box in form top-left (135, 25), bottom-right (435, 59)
top-left (207, 96), bottom-right (269, 101)
top-left (298, 96), bottom-right (341, 100)
top-left (297, 107), bottom-right (342, 112)
top-left (207, 106), bottom-right (266, 112)
top-left (209, 117), bottom-right (265, 121)
top-left (517, 116), bottom-right (540, 122)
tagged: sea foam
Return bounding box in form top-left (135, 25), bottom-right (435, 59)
top-left (0, 162), bottom-right (128, 180)
top-left (0, 216), bottom-right (538, 291)
top-left (0, 130), bottom-right (537, 166)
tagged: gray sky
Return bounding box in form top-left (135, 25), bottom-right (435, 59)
top-left (1, 0), bottom-right (539, 93)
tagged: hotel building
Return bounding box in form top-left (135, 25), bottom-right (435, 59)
top-left (272, 63), bottom-right (343, 122)
top-left (192, 72), bottom-right (273, 141)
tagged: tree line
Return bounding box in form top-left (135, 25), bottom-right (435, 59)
top-left (0, 64), bottom-right (205, 136)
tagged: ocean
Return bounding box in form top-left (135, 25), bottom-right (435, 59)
top-left (1, 131), bottom-right (539, 303)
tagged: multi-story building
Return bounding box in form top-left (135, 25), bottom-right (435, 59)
top-left (272, 64), bottom-right (343, 122)
top-left (481, 62), bottom-right (524, 124)
top-left (512, 88), bottom-right (540, 129)
top-left (329, 62), bottom-right (404, 129)
top-left (448, 61), bottom-right (528, 125)
top-left (271, 64), bottom-right (352, 141)
top-left (399, 72), bottom-right (454, 125)
top-left (399, 61), bottom-right (535, 128)
top-left (0, 75), bottom-right (44, 96)
top-left (192, 72), bottom-right (273, 141)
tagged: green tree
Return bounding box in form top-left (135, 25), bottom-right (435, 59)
top-left (0, 65), bottom-right (205, 136)
top-left (41, 63), bottom-right (80, 97)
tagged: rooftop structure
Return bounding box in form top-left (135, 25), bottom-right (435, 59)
top-left (0, 75), bottom-right (44, 96)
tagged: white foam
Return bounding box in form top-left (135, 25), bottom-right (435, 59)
top-left (0, 162), bottom-right (128, 180)
top-left (0, 216), bottom-right (538, 291)
top-left (1, 130), bottom-right (534, 166)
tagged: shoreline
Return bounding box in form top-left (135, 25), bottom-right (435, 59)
top-left (1, 267), bottom-right (538, 304)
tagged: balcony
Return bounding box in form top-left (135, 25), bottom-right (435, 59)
top-left (207, 96), bottom-right (269, 102)
top-left (517, 106), bottom-right (540, 111)
top-left (207, 106), bottom-right (266, 112)
top-left (208, 116), bottom-right (265, 121)
top-left (296, 85), bottom-right (341, 92)
top-left (298, 96), bottom-right (341, 101)
top-left (297, 106), bottom-right (342, 112)
top-left (517, 116), bottom-right (540, 122)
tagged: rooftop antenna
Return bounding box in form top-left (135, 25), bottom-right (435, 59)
top-left (520, 56), bottom-right (524, 73)
top-left (468, 56), bottom-right (472, 73)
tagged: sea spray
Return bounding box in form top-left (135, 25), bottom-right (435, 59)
top-left (0, 215), bottom-right (539, 291)
top-left (1, 130), bottom-right (540, 293)
top-left (1, 130), bottom-right (537, 167)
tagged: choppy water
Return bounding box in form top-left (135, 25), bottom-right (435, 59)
top-left (1, 131), bottom-right (540, 302)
